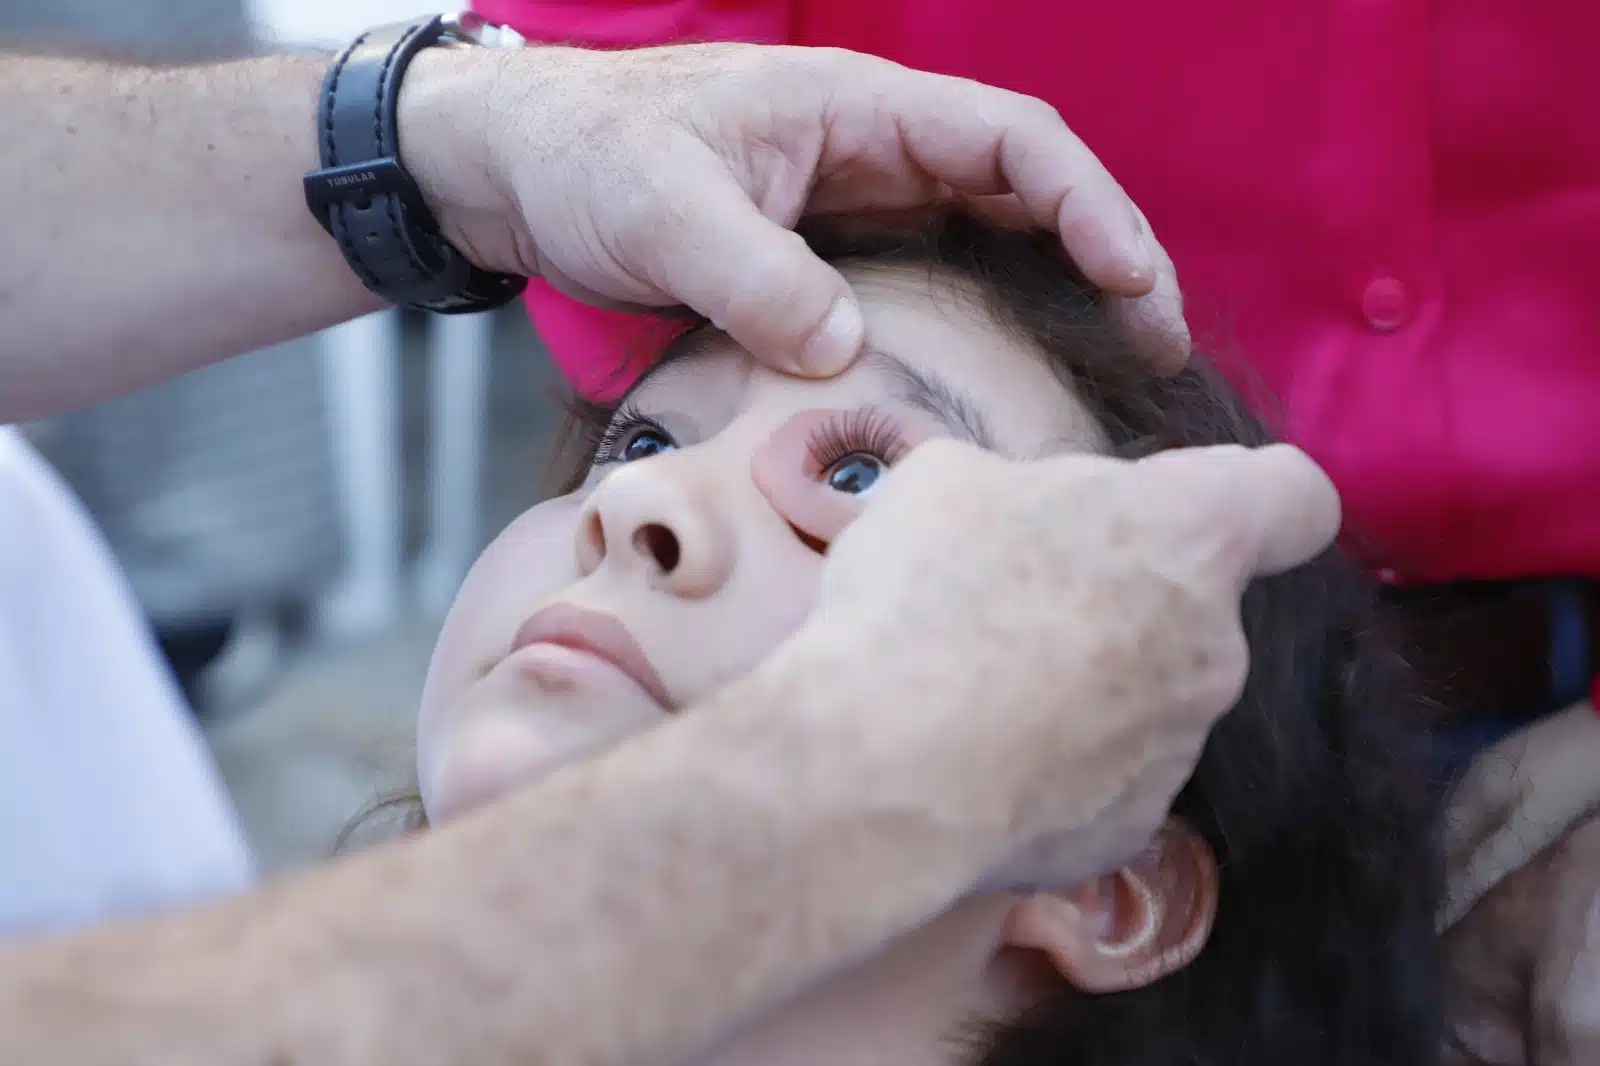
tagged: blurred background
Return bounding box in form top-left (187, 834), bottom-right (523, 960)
top-left (6, 0), bottom-right (566, 873)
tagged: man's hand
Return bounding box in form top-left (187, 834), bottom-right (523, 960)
top-left (399, 43), bottom-right (1189, 376)
top-left (0, 438), bottom-right (1336, 1066)
top-left (1442, 702), bottom-right (1600, 1065)
top-left (778, 439), bottom-right (1340, 893)
top-left (2, 42), bottom-right (1180, 419)
top-left (1443, 811), bottom-right (1600, 1066)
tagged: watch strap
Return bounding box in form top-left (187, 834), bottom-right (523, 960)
top-left (303, 15), bottom-right (527, 314)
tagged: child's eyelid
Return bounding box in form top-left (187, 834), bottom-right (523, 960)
top-left (753, 410), bottom-right (868, 549)
top-left (754, 407), bottom-right (937, 553)
top-left (804, 405), bottom-right (913, 471)
top-left (592, 405), bottom-right (671, 465)
top-left (605, 401), bottom-right (653, 435)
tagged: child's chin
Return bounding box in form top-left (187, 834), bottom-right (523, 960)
top-left (428, 651), bottom-right (669, 822)
top-left (426, 709), bottom-right (559, 824)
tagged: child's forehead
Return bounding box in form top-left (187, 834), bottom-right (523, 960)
top-left (627, 270), bottom-right (1110, 459)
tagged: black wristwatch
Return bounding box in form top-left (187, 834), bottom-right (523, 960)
top-left (303, 13), bottom-right (529, 314)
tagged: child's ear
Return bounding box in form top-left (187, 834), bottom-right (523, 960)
top-left (1002, 819), bottom-right (1218, 993)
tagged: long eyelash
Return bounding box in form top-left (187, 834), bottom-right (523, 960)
top-left (588, 402), bottom-right (671, 467)
top-left (805, 407), bottom-right (909, 471)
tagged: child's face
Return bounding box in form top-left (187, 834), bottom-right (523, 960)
top-left (419, 265), bottom-right (1104, 818)
top-left (417, 264), bottom-right (1215, 1066)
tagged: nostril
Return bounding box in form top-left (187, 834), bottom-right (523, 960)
top-left (634, 523), bottom-right (681, 573)
top-left (582, 510), bottom-right (607, 560)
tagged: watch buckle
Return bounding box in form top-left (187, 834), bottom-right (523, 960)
top-left (438, 12), bottom-right (527, 49)
top-left (302, 158), bottom-right (431, 237)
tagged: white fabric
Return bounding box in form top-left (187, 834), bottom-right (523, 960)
top-left (0, 427), bottom-right (254, 936)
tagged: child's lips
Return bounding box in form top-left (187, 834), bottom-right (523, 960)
top-left (509, 602), bottom-right (674, 710)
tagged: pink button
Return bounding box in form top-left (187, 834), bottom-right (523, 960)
top-left (1362, 276), bottom-right (1411, 332)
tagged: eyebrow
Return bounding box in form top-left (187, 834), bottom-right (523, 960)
top-left (624, 332), bottom-right (1006, 454)
top-left (859, 347), bottom-right (1000, 452)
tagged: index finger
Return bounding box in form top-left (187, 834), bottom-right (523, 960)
top-left (834, 64), bottom-right (1156, 297)
top-left (948, 193), bottom-right (1190, 373)
top-left (1135, 443), bottom-right (1342, 588)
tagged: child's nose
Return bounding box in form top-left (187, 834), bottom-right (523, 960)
top-left (575, 457), bottom-right (735, 598)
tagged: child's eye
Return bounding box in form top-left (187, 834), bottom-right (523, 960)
top-left (616, 427), bottom-right (674, 463)
top-left (823, 454), bottom-right (885, 496)
top-left (806, 408), bottom-right (907, 498)
top-left (593, 405), bottom-right (677, 466)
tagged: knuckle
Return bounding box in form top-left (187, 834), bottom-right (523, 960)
top-left (1016, 92), bottom-right (1065, 130)
top-left (985, 85), bottom-right (1063, 130)
top-left (1208, 625), bottom-right (1252, 703)
top-left (735, 45), bottom-right (855, 103)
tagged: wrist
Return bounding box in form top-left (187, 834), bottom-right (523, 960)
top-left (395, 45), bottom-right (535, 277)
top-left (395, 49), bottom-right (499, 217)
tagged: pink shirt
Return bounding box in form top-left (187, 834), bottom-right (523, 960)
top-left (476, 0), bottom-right (1600, 584)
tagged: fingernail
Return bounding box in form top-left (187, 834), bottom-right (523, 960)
top-left (798, 298), bottom-right (864, 376)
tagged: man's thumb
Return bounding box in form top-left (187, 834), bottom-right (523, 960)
top-left (630, 152), bottom-right (864, 375)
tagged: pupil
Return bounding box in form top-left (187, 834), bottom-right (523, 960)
top-left (827, 455), bottom-right (882, 495)
top-left (623, 431), bottom-right (670, 461)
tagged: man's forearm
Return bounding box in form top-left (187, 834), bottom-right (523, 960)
top-left (0, 646), bottom-right (982, 1066)
top-left (0, 53), bottom-right (383, 421)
